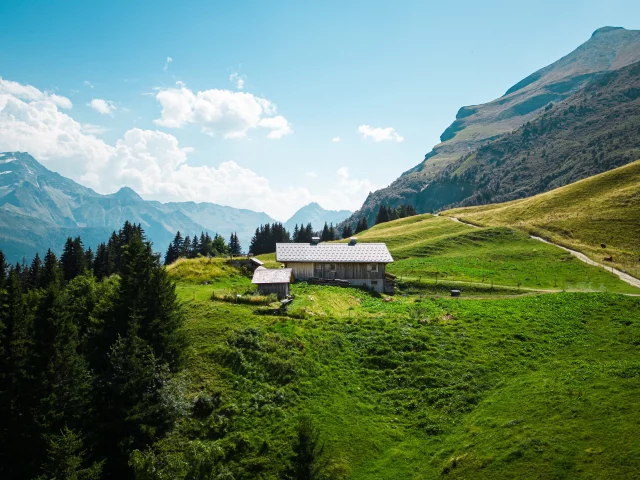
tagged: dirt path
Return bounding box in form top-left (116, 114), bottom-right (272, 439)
top-left (446, 216), bottom-right (640, 290)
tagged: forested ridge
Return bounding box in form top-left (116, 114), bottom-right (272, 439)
top-left (0, 222), bottom-right (187, 479)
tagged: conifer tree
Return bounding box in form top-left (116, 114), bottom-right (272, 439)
top-left (0, 249), bottom-right (7, 290)
top-left (341, 224), bottom-right (354, 239)
top-left (228, 232), bottom-right (242, 256)
top-left (42, 249), bottom-right (62, 289)
top-left (28, 252), bottom-right (43, 289)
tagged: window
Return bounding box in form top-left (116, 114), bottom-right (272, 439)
top-left (368, 263), bottom-right (378, 273)
top-left (371, 280), bottom-right (378, 285)
top-left (326, 263), bottom-right (336, 272)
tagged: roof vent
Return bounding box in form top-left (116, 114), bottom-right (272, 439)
top-left (310, 237), bottom-right (320, 245)
top-left (348, 237), bottom-right (358, 246)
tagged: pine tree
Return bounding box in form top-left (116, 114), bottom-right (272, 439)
top-left (60, 237), bottom-right (87, 282)
top-left (42, 249), bottom-right (62, 288)
top-left (0, 249), bottom-right (7, 290)
top-left (28, 253), bottom-right (43, 289)
top-left (355, 217), bottom-right (369, 234)
top-left (228, 232), bottom-right (241, 256)
top-left (341, 224), bottom-right (354, 239)
top-left (321, 223), bottom-right (330, 242)
top-left (212, 234), bottom-right (227, 256)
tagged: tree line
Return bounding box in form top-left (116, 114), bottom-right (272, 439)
top-left (0, 221), bottom-right (187, 479)
top-left (164, 231), bottom-right (241, 265)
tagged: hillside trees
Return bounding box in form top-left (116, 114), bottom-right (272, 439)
top-left (0, 222), bottom-right (188, 479)
top-left (354, 217), bottom-right (369, 234)
top-left (292, 223), bottom-right (314, 243)
top-left (249, 223), bottom-right (291, 255)
top-left (228, 232), bottom-right (242, 256)
top-left (375, 204), bottom-right (417, 225)
top-left (164, 231), bottom-right (229, 265)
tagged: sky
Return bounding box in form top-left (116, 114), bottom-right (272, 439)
top-left (1, 0), bottom-right (639, 221)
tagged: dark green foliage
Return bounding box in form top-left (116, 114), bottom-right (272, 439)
top-left (61, 236), bottom-right (88, 282)
top-left (354, 216), bottom-right (369, 234)
top-left (293, 223), bottom-right (315, 243)
top-left (249, 223), bottom-right (291, 254)
top-left (341, 223), bottom-right (354, 239)
top-left (38, 427), bottom-right (104, 480)
top-left (290, 416), bottom-right (325, 480)
top-left (0, 222), bottom-right (187, 479)
top-left (375, 204), bottom-right (417, 225)
top-left (229, 232), bottom-right (242, 256)
top-left (320, 222), bottom-right (337, 242)
top-left (164, 231), bottom-right (228, 265)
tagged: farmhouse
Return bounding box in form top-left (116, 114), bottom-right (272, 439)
top-left (276, 237), bottom-right (394, 293)
top-left (251, 266), bottom-right (293, 299)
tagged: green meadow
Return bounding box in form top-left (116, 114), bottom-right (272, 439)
top-left (133, 210), bottom-right (640, 478)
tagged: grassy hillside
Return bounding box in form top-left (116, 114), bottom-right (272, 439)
top-left (131, 257), bottom-right (640, 479)
top-left (350, 214), bottom-right (638, 294)
top-left (444, 159), bottom-right (640, 276)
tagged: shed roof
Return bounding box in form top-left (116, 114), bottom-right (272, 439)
top-left (252, 267), bottom-right (293, 284)
top-left (276, 243), bottom-right (393, 263)
top-left (250, 257), bottom-right (264, 266)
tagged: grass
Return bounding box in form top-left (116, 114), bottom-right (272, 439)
top-left (143, 260), bottom-right (640, 479)
top-left (443, 159), bottom-right (640, 277)
top-left (349, 214), bottom-right (639, 294)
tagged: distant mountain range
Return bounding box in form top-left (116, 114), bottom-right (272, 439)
top-left (283, 202), bottom-right (352, 232)
top-left (345, 26), bottom-right (640, 226)
top-left (0, 153), bottom-right (351, 262)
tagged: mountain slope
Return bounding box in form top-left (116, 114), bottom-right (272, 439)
top-left (444, 159), bottom-right (640, 275)
top-left (284, 202), bottom-right (352, 231)
top-left (0, 152), bottom-right (276, 262)
top-left (347, 26), bottom-right (640, 225)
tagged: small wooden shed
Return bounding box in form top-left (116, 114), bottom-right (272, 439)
top-left (251, 266), bottom-right (293, 299)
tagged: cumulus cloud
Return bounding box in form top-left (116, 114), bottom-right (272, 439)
top-left (88, 98), bottom-right (116, 115)
top-left (229, 72), bottom-right (246, 90)
top-left (0, 77), bottom-right (72, 109)
top-left (81, 123), bottom-right (108, 135)
top-left (358, 124), bottom-right (404, 142)
top-left (154, 83), bottom-right (292, 139)
top-left (164, 56), bottom-right (173, 71)
top-left (331, 136), bottom-right (340, 142)
top-left (0, 77), bottom-right (371, 220)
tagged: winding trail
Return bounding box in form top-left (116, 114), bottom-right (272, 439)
top-left (446, 215), bottom-right (640, 290)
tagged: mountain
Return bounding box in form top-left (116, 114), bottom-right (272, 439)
top-left (0, 152), bottom-right (275, 262)
top-left (346, 26), bottom-right (640, 225)
top-left (283, 202), bottom-right (352, 231)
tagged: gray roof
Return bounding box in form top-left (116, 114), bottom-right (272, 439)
top-left (276, 242), bottom-right (394, 263)
top-left (252, 267), bottom-right (293, 284)
top-left (250, 257), bottom-right (264, 266)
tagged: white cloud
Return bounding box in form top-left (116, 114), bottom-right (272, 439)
top-left (88, 98), bottom-right (116, 115)
top-left (81, 123), bottom-right (108, 135)
top-left (331, 136), bottom-right (340, 142)
top-left (229, 72), bottom-right (246, 90)
top-left (314, 167), bottom-right (375, 212)
top-left (154, 84), bottom-right (293, 140)
top-left (0, 77), bottom-right (372, 220)
top-left (0, 77), bottom-right (72, 109)
top-left (358, 124), bottom-right (404, 142)
top-left (164, 56), bottom-right (173, 71)
top-left (306, 171), bottom-right (318, 178)
top-left (84, 80), bottom-right (94, 89)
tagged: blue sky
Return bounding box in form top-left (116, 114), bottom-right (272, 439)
top-left (1, 0), bottom-right (639, 220)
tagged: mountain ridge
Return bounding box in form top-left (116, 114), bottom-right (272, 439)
top-left (344, 26), bottom-right (640, 227)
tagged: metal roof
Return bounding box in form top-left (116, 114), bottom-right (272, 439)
top-left (252, 267), bottom-right (293, 284)
top-left (250, 257), bottom-right (264, 266)
top-left (276, 242), bottom-right (394, 263)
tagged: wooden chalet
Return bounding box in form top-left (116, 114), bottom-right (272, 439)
top-left (251, 266), bottom-right (293, 299)
top-left (276, 237), bottom-right (394, 293)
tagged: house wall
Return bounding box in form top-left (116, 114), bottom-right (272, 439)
top-left (284, 262), bottom-right (387, 293)
top-left (257, 283), bottom-right (289, 299)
